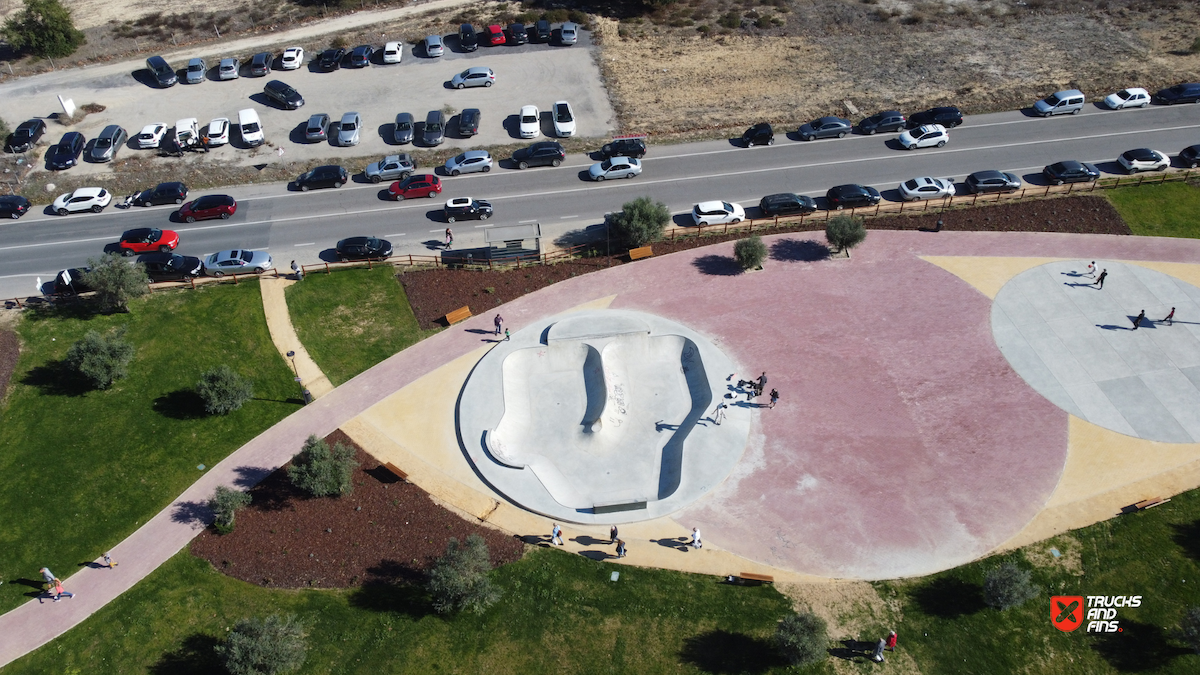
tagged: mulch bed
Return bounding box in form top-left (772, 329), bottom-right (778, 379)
top-left (0, 330), bottom-right (17, 397)
top-left (191, 431), bottom-right (525, 589)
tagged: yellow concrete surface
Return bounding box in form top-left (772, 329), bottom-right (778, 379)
top-left (921, 256), bottom-right (1068, 299)
top-left (259, 275), bottom-right (334, 398)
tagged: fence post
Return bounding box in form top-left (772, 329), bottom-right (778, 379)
top-left (189, 277), bottom-right (195, 289)
top-left (367, 259), bottom-right (372, 269)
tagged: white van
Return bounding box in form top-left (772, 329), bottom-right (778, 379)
top-left (174, 118), bottom-right (199, 149)
top-left (238, 108), bottom-right (264, 147)
top-left (1033, 89), bottom-right (1085, 117)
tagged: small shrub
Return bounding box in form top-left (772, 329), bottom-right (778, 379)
top-left (984, 562), bottom-right (1039, 610)
top-left (208, 485), bottom-right (252, 535)
top-left (825, 215), bottom-right (867, 254)
top-left (81, 252), bottom-right (149, 313)
top-left (215, 613), bottom-right (307, 675)
top-left (1179, 606), bottom-right (1200, 653)
top-left (427, 534), bottom-right (500, 614)
top-left (718, 10), bottom-right (740, 28)
top-left (696, 24), bottom-right (711, 34)
top-left (0, 117), bottom-right (10, 140)
top-left (607, 196), bottom-right (670, 248)
top-left (733, 236), bottom-right (766, 269)
top-left (331, 34), bottom-right (348, 48)
top-left (775, 611), bottom-right (827, 666)
top-left (196, 365), bottom-right (253, 415)
top-left (2, 0), bottom-right (86, 59)
top-left (65, 327), bottom-right (134, 390)
top-left (287, 435), bottom-right (358, 498)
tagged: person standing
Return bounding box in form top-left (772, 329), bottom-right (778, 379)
top-left (871, 637), bottom-right (886, 662)
top-left (616, 539), bottom-right (627, 558)
top-left (550, 523), bottom-right (563, 546)
top-left (290, 260), bottom-right (303, 281)
top-left (711, 402), bottom-right (727, 425)
top-left (39, 567), bottom-right (55, 592)
top-left (769, 389), bottom-right (779, 409)
top-left (610, 525), bottom-right (619, 544)
top-left (444, 228), bottom-right (454, 250)
top-left (691, 527), bottom-right (702, 549)
top-left (1132, 310), bottom-right (1145, 330)
top-left (494, 314), bottom-right (504, 336)
top-left (758, 372), bottom-right (768, 392)
top-left (1086, 261), bottom-right (1096, 278)
top-left (1094, 269), bottom-right (1107, 289)
top-left (1162, 307), bottom-right (1176, 326)
top-left (885, 630), bottom-right (897, 653)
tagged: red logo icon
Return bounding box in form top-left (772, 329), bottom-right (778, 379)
top-left (1051, 596), bottom-right (1084, 632)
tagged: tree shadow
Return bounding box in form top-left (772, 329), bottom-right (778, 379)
top-left (770, 238), bottom-right (830, 262)
top-left (20, 359), bottom-right (90, 397)
top-left (910, 576), bottom-right (985, 618)
top-left (1170, 520), bottom-right (1200, 563)
top-left (148, 633), bottom-right (223, 675)
top-left (691, 254), bottom-right (743, 277)
top-left (171, 500), bottom-right (212, 526)
top-left (347, 579), bottom-right (432, 618)
top-left (679, 629), bottom-right (786, 674)
top-left (23, 298), bottom-right (104, 321)
top-left (1091, 619), bottom-right (1191, 672)
top-left (153, 389), bottom-right (207, 419)
top-left (231, 465), bottom-right (274, 490)
top-left (243, 465), bottom-right (303, 512)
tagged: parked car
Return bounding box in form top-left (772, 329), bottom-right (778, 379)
top-left (47, 132), bottom-right (85, 169)
top-left (965, 170), bottom-right (1022, 193)
top-left (52, 187), bottom-right (111, 215)
top-left (759, 193), bottom-right (817, 216)
top-left (135, 181), bottom-right (188, 206)
top-left (393, 112), bottom-right (414, 144)
top-left (601, 137), bottom-right (647, 158)
top-left (296, 165), bottom-right (348, 191)
top-left (175, 118), bottom-right (200, 149)
top-left (825, 184), bottom-right (882, 209)
top-left (146, 55), bottom-right (177, 87)
top-left (798, 115), bottom-right (852, 141)
top-left (897, 124), bottom-right (948, 150)
top-left (179, 194), bottom-right (237, 222)
top-left (486, 24), bottom-right (506, 45)
top-left (337, 112), bottom-right (361, 146)
top-left (281, 47), bottom-right (304, 70)
top-left (207, 118), bottom-right (230, 146)
top-left (1181, 145), bottom-right (1200, 169)
top-left (335, 236), bottom-right (392, 261)
top-left (444, 150), bottom-right (493, 176)
top-left (535, 19), bottom-right (552, 41)
top-left (553, 101), bottom-right (576, 137)
top-left (0, 195), bottom-right (32, 219)
top-left (458, 108), bottom-right (481, 136)
top-left (8, 118), bottom-right (47, 152)
top-left (117, 227), bottom-right (178, 254)
top-left (54, 267), bottom-right (93, 294)
top-left (349, 44), bottom-right (373, 67)
top-left (451, 66), bottom-right (495, 88)
top-left (1153, 82), bottom-right (1200, 105)
top-left (898, 177), bottom-right (955, 201)
top-left (691, 200), bottom-right (744, 226)
top-left (1043, 161), bottom-right (1101, 184)
top-left (1117, 148), bottom-right (1169, 173)
top-left (382, 41), bottom-right (403, 63)
top-left (518, 105), bottom-right (540, 138)
top-left (423, 110), bottom-right (446, 146)
top-left (444, 197), bottom-right (493, 223)
top-left (185, 58), bottom-right (206, 84)
top-left (1103, 87), bottom-right (1150, 110)
top-left (388, 174), bottom-right (442, 200)
top-left (508, 23), bottom-right (528, 45)
top-left (459, 24), bottom-right (478, 51)
top-left (138, 252), bottom-right (202, 281)
top-left (218, 57), bottom-right (240, 80)
top-left (137, 123), bottom-right (167, 148)
top-left (305, 113), bottom-right (331, 142)
top-left (364, 153), bottom-right (415, 182)
top-left (1033, 89), bottom-right (1085, 116)
top-left (318, 48), bottom-right (345, 70)
top-left (89, 125), bottom-right (127, 162)
top-left (424, 35), bottom-right (444, 57)
top-left (560, 22), bottom-right (578, 45)
top-left (264, 80), bottom-right (304, 109)
top-left (858, 110), bottom-right (906, 135)
top-left (238, 109), bottom-right (264, 146)
top-left (588, 157), bottom-right (641, 181)
top-left (741, 122), bottom-right (773, 146)
top-left (908, 106), bottom-right (963, 128)
top-left (203, 249), bottom-right (272, 276)
top-left (512, 141), bottom-right (565, 169)
top-left (249, 52), bottom-right (273, 76)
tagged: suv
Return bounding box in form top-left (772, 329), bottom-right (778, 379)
top-left (8, 119), bottom-right (47, 152)
top-left (742, 122), bottom-right (773, 146)
top-left (512, 141), bottom-right (565, 169)
top-left (185, 58), bottom-right (206, 84)
top-left (535, 19), bottom-right (552, 41)
top-left (296, 165), bottom-right (348, 190)
top-left (135, 181), bottom-right (189, 206)
top-left (138, 253), bottom-right (203, 281)
top-left (444, 197), bottom-right (493, 223)
top-left (459, 24), bottom-right (478, 51)
top-left (364, 154), bottom-right (416, 183)
top-left (264, 80), bottom-right (305, 109)
top-left (249, 52), bottom-right (273, 76)
top-left (825, 184), bottom-right (881, 210)
top-left (908, 106), bottom-right (963, 129)
top-left (759, 193), bottom-right (817, 216)
top-left (146, 55), bottom-right (177, 87)
top-left (600, 137), bottom-right (646, 159)
top-left (89, 125), bottom-right (127, 163)
top-left (965, 170), bottom-right (1021, 193)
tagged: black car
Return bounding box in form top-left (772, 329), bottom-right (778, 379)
top-left (741, 122), bottom-right (773, 147)
top-left (249, 52), bottom-right (272, 76)
top-left (335, 236), bottom-right (392, 261)
top-left (0, 195), bottom-right (31, 219)
top-left (826, 184), bottom-right (881, 210)
top-left (459, 23), bottom-right (478, 51)
top-left (458, 108), bottom-right (481, 136)
top-left (318, 48), bottom-right (345, 70)
top-left (7, 118), bottom-right (47, 152)
top-left (1181, 145), bottom-right (1200, 169)
top-left (135, 181), bottom-right (189, 206)
top-left (296, 165), bottom-right (348, 191)
top-left (48, 132), bottom-right (85, 170)
top-left (444, 198), bottom-right (493, 223)
top-left (600, 138), bottom-right (647, 159)
top-left (507, 23), bottom-right (528, 45)
top-left (54, 267), bottom-right (93, 295)
top-left (146, 55), bottom-right (177, 87)
top-left (798, 116), bottom-right (852, 141)
top-left (1043, 161), bottom-right (1101, 185)
top-left (1153, 82), bottom-right (1200, 105)
top-left (349, 45), bottom-right (373, 67)
top-left (908, 106), bottom-right (963, 129)
top-left (137, 252), bottom-right (203, 281)
top-left (858, 110), bottom-right (906, 135)
top-left (759, 193), bottom-right (817, 217)
top-left (535, 19), bottom-right (552, 42)
top-left (263, 80), bottom-right (305, 110)
top-left (512, 141), bottom-right (565, 169)
top-left (966, 170), bottom-right (1021, 194)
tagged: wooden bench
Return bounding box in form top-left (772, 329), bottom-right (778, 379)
top-left (628, 246), bottom-right (654, 261)
top-left (444, 306), bottom-right (472, 325)
top-left (1133, 497), bottom-right (1169, 510)
top-left (382, 462), bottom-right (409, 481)
top-left (737, 572), bottom-right (775, 585)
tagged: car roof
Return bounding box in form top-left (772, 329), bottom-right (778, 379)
top-left (970, 170), bottom-right (1005, 179)
top-left (563, 22), bottom-right (577, 29)
top-left (426, 35), bottom-right (442, 43)
top-left (140, 123), bottom-right (165, 132)
top-left (313, 165), bottom-right (345, 172)
top-left (340, 112), bottom-right (359, 122)
top-left (16, 119), bottom-right (44, 130)
top-left (521, 105), bottom-right (538, 114)
top-left (530, 141), bottom-right (561, 150)
top-left (339, 236), bottom-right (373, 245)
top-left (695, 200), bottom-right (727, 211)
top-left (253, 51), bottom-right (271, 60)
top-left (195, 194), bottom-right (235, 204)
top-left (830, 184), bottom-right (867, 193)
top-left (446, 197), bottom-right (472, 207)
top-left (465, 66), bottom-right (491, 74)
top-left (220, 57), bottom-right (236, 65)
top-left (396, 112), bottom-right (413, 123)
top-left (914, 124), bottom-right (945, 133)
top-left (1125, 148), bottom-right (1159, 158)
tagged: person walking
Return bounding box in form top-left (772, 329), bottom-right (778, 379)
top-left (550, 523), bottom-right (563, 546)
top-left (1162, 307), bottom-right (1176, 326)
top-left (290, 260), bottom-right (303, 281)
top-left (494, 314), bottom-right (504, 336)
top-left (610, 525), bottom-right (619, 544)
top-left (885, 630), bottom-right (897, 653)
top-left (691, 527), bottom-right (702, 549)
top-left (103, 552), bottom-right (118, 569)
top-left (769, 389), bottom-right (779, 409)
top-left (1086, 261), bottom-right (1096, 278)
top-left (758, 372), bottom-right (768, 392)
top-left (1132, 310), bottom-right (1146, 330)
top-left (52, 578), bottom-right (74, 602)
top-left (871, 637), bottom-right (886, 662)
top-left (1093, 269), bottom-right (1107, 289)
top-left (504, 328), bottom-right (510, 341)
top-left (615, 539), bottom-right (627, 558)
top-left (444, 228), bottom-right (454, 250)
top-left (710, 402), bottom-right (727, 425)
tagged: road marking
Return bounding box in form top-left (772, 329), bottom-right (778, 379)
top-left (429, 229), bottom-right (444, 232)
top-left (385, 232), bottom-right (406, 237)
top-left (518, 219), bottom-right (538, 223)
top-left (474, 223), bottom-right (495, 228)
top-left (560, 215), bottom-right (579, 219)
top-left (293, 242), bottom-right (315, 247)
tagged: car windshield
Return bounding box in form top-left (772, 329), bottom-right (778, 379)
top-left (600, 160), bottom-right (613, 170)
top-left (427, 122), bottom-right (441, 132)
top-left (366, 238), bottom-right (379, 248)
top-left (722, 202), bottom-right (734, 212)
top-left (95, 138), bottom-right (111, 148)
top-left (398, 120), bottom-right (412, 130)
top-left (556, 106), bottom-right (571, 122)
top-left (1044, 94), bottom-right (1062, 105)
top-left (343, 121), bottom-right (357, 131)
top-left (243, 123), bottom-right (260, 133)
top-left (453, 153), bottom-right (467, 163)
top-left (522, 114), bottom-right (536, 123)
top-left (148, 229), bottom-right (162, 240)
top-left (189, 63), bottom-right (202, 72)
top-left (1116, 90), bottom-right (1132, 100)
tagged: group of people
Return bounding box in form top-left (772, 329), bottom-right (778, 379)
top-left (38, 554), bottom-right (116, 604)
top-left (1085, 262), bottom-right (1178, 329)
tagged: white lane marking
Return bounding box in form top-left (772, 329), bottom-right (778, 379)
top-left (385, 233), bottom-right (406, 237)
top-left (293, 242), bottom-right (315, 247)
top-left (560, 215), bottom-right (579, 219)
top-left (518, 219), bottom-right (538, 223)
top-left (0, 273), bottom-right (48, 278)
top-left (429, 229), bottom-right (444, 232)
top-left (474, 223), bottom-right (495, 228)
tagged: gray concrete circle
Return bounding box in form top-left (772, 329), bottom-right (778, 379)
top-left (992, 261), bottom-right (1200, 443)
top-left (457, 309), bottom-right (751, 524)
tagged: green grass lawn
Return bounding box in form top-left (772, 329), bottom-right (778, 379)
top-left (0, 283), bottom-right (300, 614)
top-left (285, 266), bottom-right (436, 386)
top-left (1108, 181), bottom-right (1200, 238)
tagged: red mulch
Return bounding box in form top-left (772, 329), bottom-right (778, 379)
top-left (191, 431), bottom-right (526, 589)
top-left (400, 196), bottom-right (1131, 329)
top-left (0, 330), bottom-right (17, 397)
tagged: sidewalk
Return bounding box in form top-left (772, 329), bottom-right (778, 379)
top-left (260, 274), bottom-right (334, 399)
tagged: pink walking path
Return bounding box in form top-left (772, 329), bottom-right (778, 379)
top-left (4, 230), bottom-right (1200, 667)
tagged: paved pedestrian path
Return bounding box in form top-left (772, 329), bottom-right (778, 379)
top-left (260, 275), bottom-right (333, 399)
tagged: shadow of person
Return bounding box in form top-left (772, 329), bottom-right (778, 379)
top-left (1064, 282), bottom-right (1096, 287)
top-left (578, 550), bottom-right (611, 561)
top-left (571, 535), bottom-right (611, 547)
top-left (1094, 324), bottom-right (1130, 331)
top-left (650, 537), bottom-right (690, 552)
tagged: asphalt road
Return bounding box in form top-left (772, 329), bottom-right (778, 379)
top-left (3, 101), bottom-right (1200, 300)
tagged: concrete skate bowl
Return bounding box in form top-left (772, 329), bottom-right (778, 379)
top-left (457, 310), bottom-right (751, 524)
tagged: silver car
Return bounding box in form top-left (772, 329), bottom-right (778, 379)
top-left (560, 21), bottom-right (578, 45)
top-left (393, 112), bottom-right (414, 144)
top-left (203, 249), bottom-right (273, 276)
top-left (337, 112), bottom-right (361, 147)
top-left (444, 150), bottom-right (493, 176)
top-left (88, 124), bottom-right (127, 163)
top-left (450, 66), bottom-right (495, 89)
top-left (305, 113), bottom-right (330, 143)
top-left (898, 176), bottom-right (955, 201)
top-left (185, 58), bottom-right (206, 84)
top-left (588, 157), bottom-right (641, 181)
top-left (364, 154), bottom-right (415, 183)
top-left (218, 57), bottom-right (240, 80)
top-left (425, 35), bottom-right (444, 57)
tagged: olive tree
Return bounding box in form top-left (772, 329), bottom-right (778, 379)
top-left (65, 327), bottom-right (134, 390)
top-left (825, 215), bottom-right (867, 255)
top-left (607, 196), bottom-right (670, 249)
top-left (984, 562), bottom-right (1039, 610)
top-left (427, 534), bottom-right (500, 614)
top-left (215, 614), bottom-right (307, 675)
top-left (208, 485), bottom-right (252, 535)
top-left (774, 611), bottom-right (827, 667)
top-left (287, 435), bottom-right (358, 497)
top-left (2, 0), bottom-right (86, 59)
top-left (81, 253), bottom-right (149, 313)
top-left (196, 365), bottom-right (254, 415)
top-left (733, 236), bottom-right (766, 270)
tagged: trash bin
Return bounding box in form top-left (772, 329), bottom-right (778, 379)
top-left (302, 389), bottom-right (313, 405)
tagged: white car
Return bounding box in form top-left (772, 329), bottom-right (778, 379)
top-left (206, 118), bottom-right (230, 146)
top-left (425, 35), bottom-right (444, 57)
top-left (444, 150), bottom-right (493, 176)
top-left (552, 100), bottom-right (576, 137)
top-left (1103, 87), bottom-right (1150, 110)
top-left (691, 200), bottom-right (744, 226)
top-left (218, 57), bottom-right (240, 80)
top-left (280, 47), bottom-right (304, 70)
top-left (898, 176), bottom-right (955, 201)
top-left (518, 105), bottom-right (540, 138)
top-left (52, 187), bottom-right (111, 215)
top-left (1117, 148), bottom-right (1170, 173)
top-left (136, 123), bottom-right (167, 149)
top-left (382, 41), bottom-right (403, 64)
top-left (588, 157), bottom-right (641, 181)
top-left (897, 124), bottom-right (948, 150)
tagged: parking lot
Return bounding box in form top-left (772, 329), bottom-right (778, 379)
top-left (1, 33), bottom-right (616, 175)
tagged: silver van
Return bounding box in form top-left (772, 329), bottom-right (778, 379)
top-left (1033, 89), bottom-right (1085, 117)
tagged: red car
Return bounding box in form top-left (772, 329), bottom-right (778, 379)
top-left (486, 25), bottom-right (506, 46)
top-left (388, 174), bottom-right (442, 201)
top-left (117, 227), bottom-right (179, 256)
top-left (178, 194), bottom-right (237, 223)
